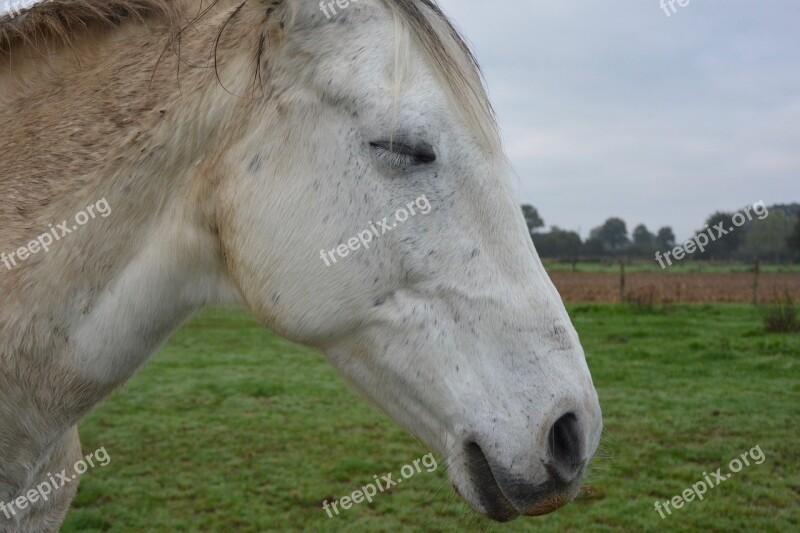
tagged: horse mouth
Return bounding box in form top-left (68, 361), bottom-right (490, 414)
top-left (464, 442), bottom-right (519, 522)
top-left (463, 442), bottom-right (576, 521)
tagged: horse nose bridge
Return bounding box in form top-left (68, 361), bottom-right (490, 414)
top-left (472, 295), bottom-right (573, 340)
top-left (477, 284), bottom-right (577, 343)
top-left (430, 272), bottom-right (567, 327)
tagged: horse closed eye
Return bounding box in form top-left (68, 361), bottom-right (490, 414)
top-left (369, 140), bottom-right (437, 167)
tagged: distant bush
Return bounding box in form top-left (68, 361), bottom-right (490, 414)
top-left (762, 292), bottom-right (799, 333)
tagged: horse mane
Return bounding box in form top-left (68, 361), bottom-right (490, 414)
top-left (0, 0), bottom-right (496, 124)
top-left (0, 0), bottom-right (498, 153)
top-left (0, 0), bottom-right (178, 57)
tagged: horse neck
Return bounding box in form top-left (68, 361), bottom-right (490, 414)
top-left (0, 3), bottom-right (252, 385)
top-left (0, 1), bottom-right (264, 506)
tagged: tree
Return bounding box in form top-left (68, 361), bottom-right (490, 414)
top-left (628, 224), bottom-right (657, 259)
top-left (698, 212), bottom-right (744, 259)
top-left (632, 224), bottom-right (655, 246)
top-left (655, 227), bottom-right (676, 249)
top-left (583, 236), bottom-right (606, 256)
top-left (788, 213), bottom-right (800, 258)
top-left (521, 204), bottom-right (544, 236)
top-left (532, 227), bottom-right (583, 258)
top-left (589, 217), bottom-right (629, 251)
top-left (741, 212), bottom-right (793, 260)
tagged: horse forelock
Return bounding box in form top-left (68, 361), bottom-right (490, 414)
top-left (391, 1), bottom-right (494, 108)
top-left (385, 0), bottom-right (500, 152)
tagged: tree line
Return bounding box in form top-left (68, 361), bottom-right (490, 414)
top-left (522, 202), bottom-right (800, 262)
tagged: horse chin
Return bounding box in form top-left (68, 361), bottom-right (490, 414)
top-left (521, 499), bottom-right (569, 516)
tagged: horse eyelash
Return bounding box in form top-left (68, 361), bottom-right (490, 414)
top-left (370, 144), bottom-right (420, 167)
top-left (369, 141), bottom-right (437, 167)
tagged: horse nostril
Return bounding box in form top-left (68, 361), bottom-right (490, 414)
top-left (546, 413), bottom-right (584, 482)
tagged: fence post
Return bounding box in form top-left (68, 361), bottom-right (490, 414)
top-left (753, 258), bottom-right (760, 305)
top-left (619, 260), bottom-right (626, 303)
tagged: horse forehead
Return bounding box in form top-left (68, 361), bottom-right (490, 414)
top-left (316, 26), bottom-right (398, 84)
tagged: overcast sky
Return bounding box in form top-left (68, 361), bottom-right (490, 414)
top-left (436, 0), bottom-right (799, 240)
top-left (6, 1), bottom-right (798, 241)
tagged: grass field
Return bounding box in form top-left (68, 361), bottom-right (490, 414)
top-left (62, 305), bottom-right (799, 532)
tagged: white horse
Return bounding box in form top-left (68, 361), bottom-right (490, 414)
top-left (0, 0), bottom-right (602, 529)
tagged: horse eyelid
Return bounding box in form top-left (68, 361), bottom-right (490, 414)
top-left (369, 141), bottom-right (437, 165)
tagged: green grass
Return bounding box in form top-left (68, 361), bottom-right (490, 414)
top-left (62, 305), bottom-right (799, 532)
top-left (542, 260), bottom-right (800, 274)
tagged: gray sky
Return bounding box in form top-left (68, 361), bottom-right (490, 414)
top-left (437, 0), bottom-right (800, 240)
top-left (6, 1), bottom-right (798, 241)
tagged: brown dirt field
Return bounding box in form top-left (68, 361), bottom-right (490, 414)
top-left (550, 272), bottom-right (800, 304)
